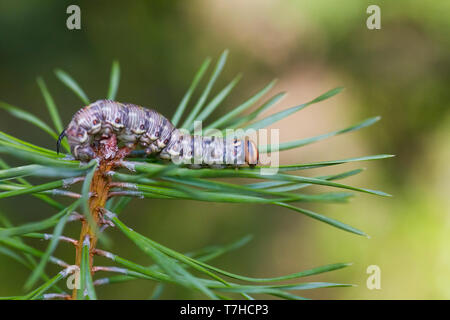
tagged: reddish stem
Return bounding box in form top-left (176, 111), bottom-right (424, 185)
top-left (71, 135), bottom-right (133, 299)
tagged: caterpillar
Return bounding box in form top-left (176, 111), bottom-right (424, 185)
top-left (57, 99), bottom-right (259, 167)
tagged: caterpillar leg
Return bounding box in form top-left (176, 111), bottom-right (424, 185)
top-left (144, 144), bottom-right (159, 156)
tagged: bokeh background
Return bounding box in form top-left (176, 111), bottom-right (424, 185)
top-left (0, 0), bottom-right (449, 299)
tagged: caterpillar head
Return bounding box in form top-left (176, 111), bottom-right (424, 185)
top-left (244, 138), bottom-right (259, 167)
top-left (72, 144), bottom-right (95, 161)
top-left (63, 124), bottom-right (95, 160)
top-left (66, 124), bottom-right (89, 145)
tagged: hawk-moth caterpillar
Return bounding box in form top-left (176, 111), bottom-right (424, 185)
top-left (57, 99), bottom-right (259, 167)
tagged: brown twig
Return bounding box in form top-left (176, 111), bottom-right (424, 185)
top-left (71, 135), bottom-right (133, 299)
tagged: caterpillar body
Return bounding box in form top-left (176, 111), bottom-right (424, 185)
top-left (58, 99), bottom-right (258, 167)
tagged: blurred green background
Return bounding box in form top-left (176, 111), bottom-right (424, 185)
top-left (0, 0), bottom-right (449, 299)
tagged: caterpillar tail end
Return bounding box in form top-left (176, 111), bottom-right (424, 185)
top-left (245, 138), bottom-right (259, 168)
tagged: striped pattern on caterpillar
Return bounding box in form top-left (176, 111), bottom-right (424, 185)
top-left (57, 99), bottom-right (259, 167)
